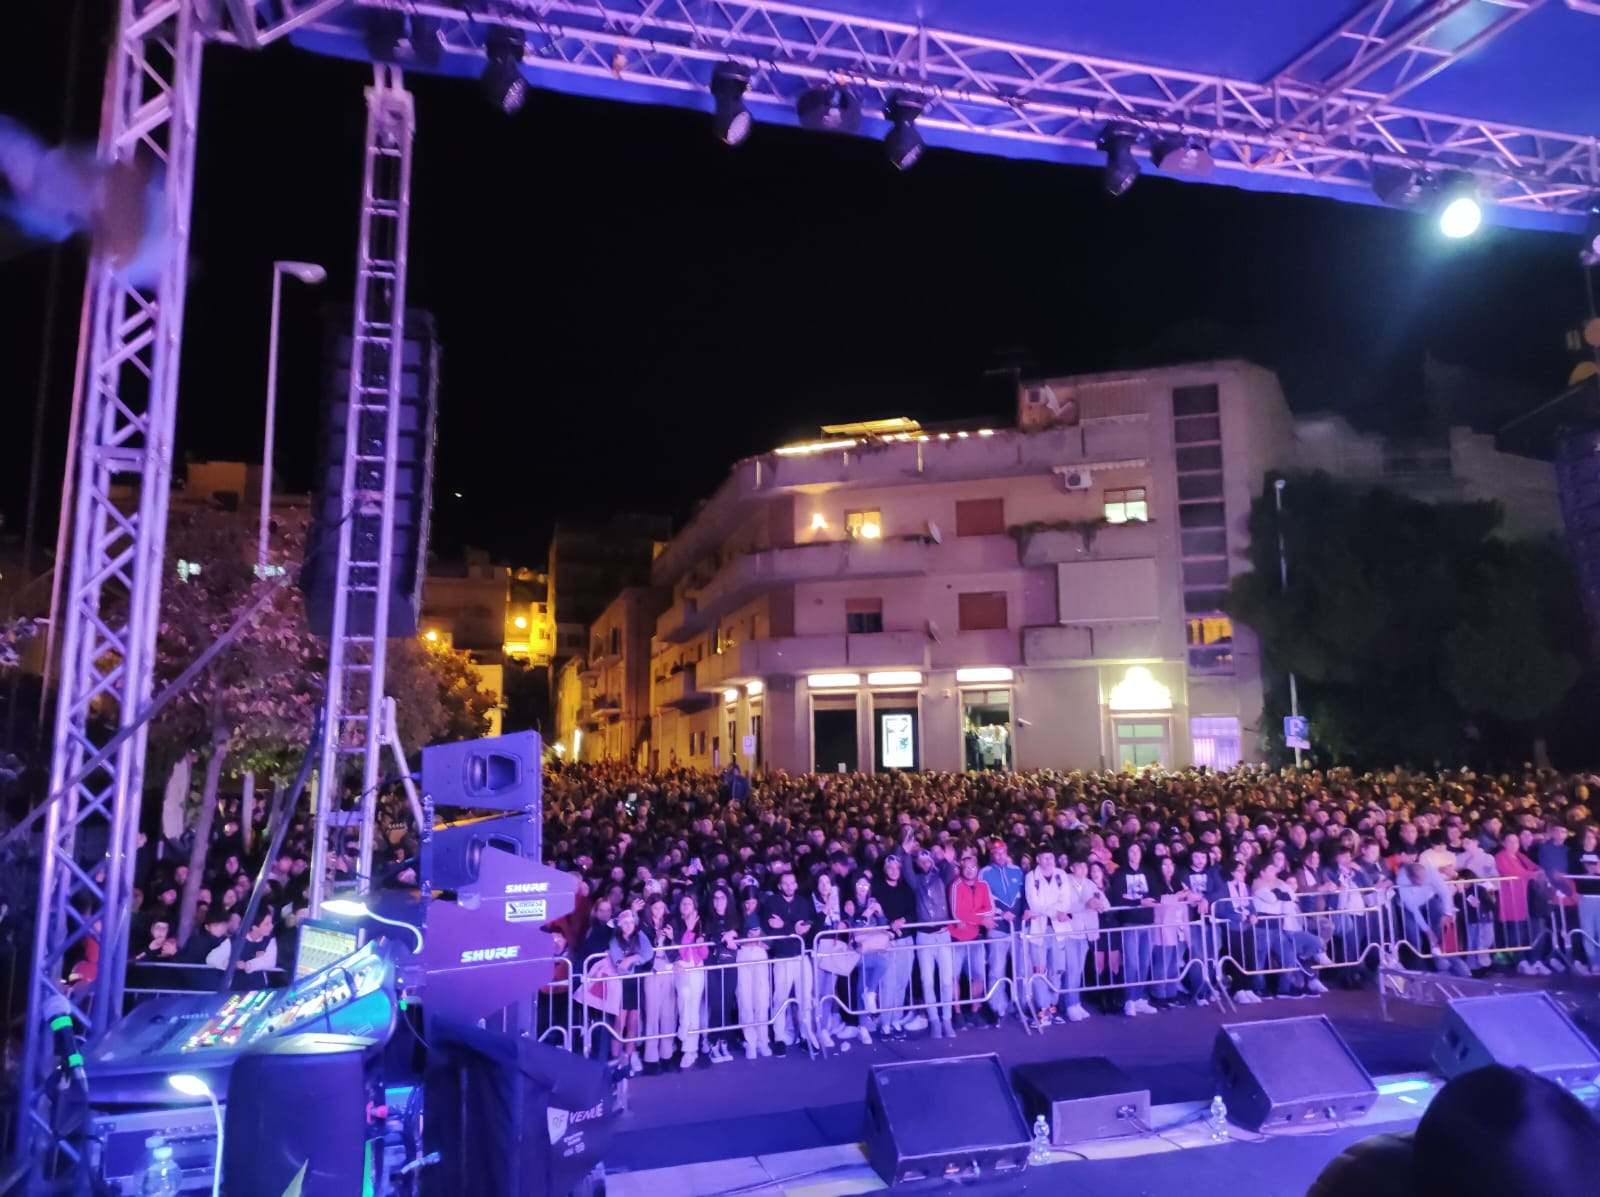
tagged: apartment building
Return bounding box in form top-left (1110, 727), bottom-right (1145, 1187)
top-left (645, 360), bottom-right (1295, 774)
top-left (548, 515), bottom-right (672, 663)
top-left (567, 586), bottom-right (666, 763)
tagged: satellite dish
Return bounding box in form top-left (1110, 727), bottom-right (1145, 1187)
top-left (926, 521), bottom-right (942, 544)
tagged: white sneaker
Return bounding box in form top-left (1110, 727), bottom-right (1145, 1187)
top-left (1532, 961), bottom-right (1553, 976)
top-left (1123, 1000), bottom-right (1140, 1017)
top-left (942, 1021), bottom-right (956, 1038)
top-left (860, 1026), bottom-right (873, 1045)
top-left (1306, 978), bottom-right (1329, 995)
top-left (904, 1014), bottom-right (930, 1032)
top-left (1235, 989), bottom-right (1263, 1005)
top-left (1548, 958), bottom-right (1568, 973)
top-left (757, 1042), bottom-right (773, 1058)
top-left (629, 1054), bottom-right (643, 1076)
top-left (817, 1030), bottom-right (835, 1049)
top-left (1517, 960), bottom-right (1536, 976)
top-left (1134, 999), bottom-right (1158, 1015)
top-left (680, 1053), bottom-right (698, 1069)
top-left (1066, 1004), bottom-right (1090, 1022)
top-left (1573, 961), bottom-right (1593, 977)
top-left (837, 1025), bottom-right (860, 1040)
top-left (745, 1043), bottom-right (758, 1061)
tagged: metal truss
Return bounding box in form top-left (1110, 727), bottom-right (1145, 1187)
top-left (309, 66), bottom-right (416, 915)
top-left (18, 0), bottom-right (205, 1168)
top-left (333, 0), bottom-right (1597, 218)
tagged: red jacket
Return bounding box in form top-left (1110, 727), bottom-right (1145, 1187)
top-left (949, 876), bottom-right (994, 942)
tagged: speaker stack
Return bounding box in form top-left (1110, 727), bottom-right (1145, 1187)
top-left (1211, 1015), bottom-right (1378, 1131)
top-left (863, 1055), bottom-right (1031, 1185)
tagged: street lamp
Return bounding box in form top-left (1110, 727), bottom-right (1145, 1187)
top-left (261, 260), bottom-right (327, 568)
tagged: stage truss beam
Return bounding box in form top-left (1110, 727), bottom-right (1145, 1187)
top-left (331, 0), bottom-right (1597, 219)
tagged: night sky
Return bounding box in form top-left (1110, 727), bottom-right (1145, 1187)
top-left (1, 2), bottom-right (1591, 566)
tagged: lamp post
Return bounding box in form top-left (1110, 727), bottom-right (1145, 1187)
top-left (260, 260), bottom-right (326, 568)
top-left (1274, 478), bottom-right (1302, 768)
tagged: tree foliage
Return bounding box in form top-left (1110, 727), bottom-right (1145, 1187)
top-left (385, 636), bottom-right (496, 750)
top-left (1226, 471), bottom-right (1588, 767)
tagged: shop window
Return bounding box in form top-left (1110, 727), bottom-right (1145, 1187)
top-left (963, 690), bottom-right (1011, 771)
top-left (955, 497), bottom-right (1005, 537)
top-left (1186, 615), bottom-right (1235, 675)
top-left (1113, 719), bottom-right (1168, 768)
top-left (845, 510), bottom-right (882, 540)
top-left (958, 591), bottom-right (1008, 631)
top-left (1103, 487), bottom-right (1148, 524)
top-left (1190, 716), bottom-right (1241, 771)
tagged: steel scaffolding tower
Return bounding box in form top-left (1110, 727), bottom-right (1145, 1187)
top-left (309, 66), bottom-right (417, 915)
top-left (17, 0), bottom-right (205, 1167)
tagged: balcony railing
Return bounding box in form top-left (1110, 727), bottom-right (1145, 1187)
top-left (1024, 622), bottom-right (1164, 664)
top-left (694, 538), bottom-right (931, 624)
top-left (696, 630), bottom-right (931, 685)
top-left (653, 663), bottom-right (712, 709)
top-left (655, 593), bottom-right (704, 643)
top-left (1015, 519), bottom-right (1158, 568)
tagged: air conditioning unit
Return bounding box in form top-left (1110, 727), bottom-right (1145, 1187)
top-left (1060, 467), bottom-right (1093, 492)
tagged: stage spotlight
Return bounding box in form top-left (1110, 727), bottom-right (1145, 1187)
top-left (169, 1074), bottom-right (223, 1197)
top-left (1436, 173), bottom-right (1481, 239)
top-left (1582, 198), bottom-right (1600, 266)
top-left (1371, 164), bottom-right (1424, 207)
top-left (797, 84), bottom-right (862, 135)
top-left (710, 62), bottom-right (753, 146)
top-left (482, 27), bottom-right (528, 114)
top-left (1097, 122), bottom-right (1141, 197)
top-left (883, 92), bottom-right (926, 171)
top-left (1151, 134), bottom-right (1212, 176)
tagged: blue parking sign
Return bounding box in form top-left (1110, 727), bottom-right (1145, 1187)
top-left (1283, 715), bottom-right (1310, 750)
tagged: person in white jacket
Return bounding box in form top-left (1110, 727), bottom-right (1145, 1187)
top-left (1024, 848), bottom-right (1071, 1025)
top-left (1060, 855), bottom-right (1108, 1022)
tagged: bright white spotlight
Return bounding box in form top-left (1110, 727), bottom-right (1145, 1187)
top-left (169, 1074), bottom-right (223, 1197)
top-left (1439, 195), bottom-right (1481, 239)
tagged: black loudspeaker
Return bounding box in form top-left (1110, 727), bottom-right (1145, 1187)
top-left (303, 307), bottom-right (439, 639)
top-left (422, 1018), bottom-right (614, 1197)
top-left (864, 1054), bottom-right (1030, 1185)
top-left (422, 731), bottom-right (542, 811)
top-left (222, 1041), bottom-right (368, 1197)
top-left (1012, 1056), bottom-right (1150, 1145)
top-left (1433, 992), bottom-right (1600, 1086)
top-left (1211, 1016), bottom-right (1377, 1131)
top-left (423, 813), bottom-right (540, 890)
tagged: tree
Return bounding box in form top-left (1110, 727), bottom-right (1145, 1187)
top-left (1226, 471), bottom-right (1588, 768)
top-left (384, 636), bottom-right (497, 752)
top-left (146, 507), bottom-right (323, 943)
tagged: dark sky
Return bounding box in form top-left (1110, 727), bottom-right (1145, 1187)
top-left (2, 1), bottom-right (1591, 566)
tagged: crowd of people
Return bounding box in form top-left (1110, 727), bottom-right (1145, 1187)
top-left (535, 761), bottom-right (1600, 1073)
top-left (34, 759), bottom-right (1600, 1077)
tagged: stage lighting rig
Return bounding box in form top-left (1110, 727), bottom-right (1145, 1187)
top-left (1582, 198), bottom-right (1600, 267)
top-left (1151, 134), bottom-right (1212, 176)
top-left (797, 84), bottom-right (862, 135)
top-left (1097, 123), bottom-right (1141, 197)
top-left (482, 27), bottom-right (528, 114)
top-left (1371, 164), bottom-right (1425, 208)
top-left (1435, 172), bottom-right (1482, 239)
top-left (883, 92), bottom-right (926, 171)
top-left (710, 62), bottom-right (753, 146)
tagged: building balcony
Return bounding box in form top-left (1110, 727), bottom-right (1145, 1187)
top-left (930, 628), bottom-right (1021, 671)
top-left (578, 661), bottom-right (600, 684)
top-left (654, 663), bottom-right (713, 710)
top-left (1023, 622), bottom-right (1163, 664)
top-left (655, 594), bottom-right (705, 643)
top-left (695, 539), bottom-right (931, 624)
top-left (696, 630), bottom-right (931, 685)
top-left (1015, 519), bottom-right (1158, 568)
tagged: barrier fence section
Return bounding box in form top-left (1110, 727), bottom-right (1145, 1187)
top-left (570, 933), bottom-right (807, 1066)
top-left (1390, 875), bottom-right (1562, 974)
top-left (1209, 884), bottom-right (1391, 1004)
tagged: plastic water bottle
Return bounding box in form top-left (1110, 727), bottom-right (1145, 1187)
top-left (137, 1137), bottom-right (183, 1196)
top-left (1029, 1114), bottom-right (1051, 1163)
top-left (1207, 1095), bottom-right (1230, 1142)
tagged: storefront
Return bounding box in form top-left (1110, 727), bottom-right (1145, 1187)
top-left (1106, 665), bottom-right (1174, 769)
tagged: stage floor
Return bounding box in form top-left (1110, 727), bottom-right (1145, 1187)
top-left (603, 989), bottom-right (1445, 1195)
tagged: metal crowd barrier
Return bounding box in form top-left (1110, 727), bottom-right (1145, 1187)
top-left (1210, 885), bottom-right (1390, 1005)
top-left (1389, 875), bottom-right (1559, 973)
top-left (570, 933), bottom-right (808, 1063)
top-left (123, 960), bottom-right (288, 1004)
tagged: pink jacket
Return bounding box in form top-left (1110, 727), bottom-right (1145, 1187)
top-left (1493, 847), bottom-right (1540, 922)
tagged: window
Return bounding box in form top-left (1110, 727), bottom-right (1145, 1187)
top-left (1103, 487), bottom-right (1148, 524)
top-left (845, 510), bottom-right (882, 539)
top-left (1187, 616), bottom-right (1235, 675)
top-left (1172, 384), bottom-right (1220, 417)
top-left (1190, 716), bottom-right (1241, 770)
top-left (846, 598), bottom-right (884, 635)
top-left (958, 591), bottom-right (1008, 631)
top-left (955, 497), bottom-right (1005, 537)
top-left (609, 628), bottom-right (621, 655)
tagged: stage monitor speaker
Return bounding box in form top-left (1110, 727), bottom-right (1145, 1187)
top-left (1211, 1015), bottom-right (1377, 1131)
top-left (1433, 992), bottom-right (1600, 1087)
top-left (423, 813), bottom-right (540, 891)
top-left (422, 1018), bottom-right (614, 1197)
top-left (423, 731), bottom-right (542, 812)
top-left (302, 307), bottom-right (439, 639)
top-left (222, 1040), bottom-right (368, 1197)
top-left (864, 1054), bottom-right (1030, 1185)
top-left (1012, 1056), bottom-right (1150, 1145)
